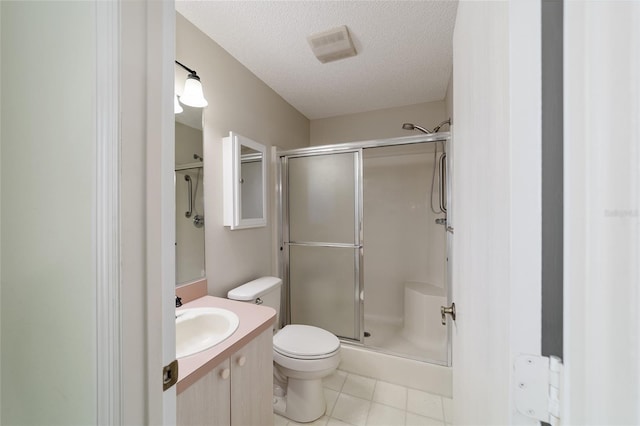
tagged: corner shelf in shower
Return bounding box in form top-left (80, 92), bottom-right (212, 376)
top-left (175, 162), bottom-right (203, 171)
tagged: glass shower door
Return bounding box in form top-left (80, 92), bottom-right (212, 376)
top-left (285, 152), bottom-right (361, 341)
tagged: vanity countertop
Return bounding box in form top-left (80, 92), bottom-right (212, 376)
top-left (176, 295), bottom-right (276, 394)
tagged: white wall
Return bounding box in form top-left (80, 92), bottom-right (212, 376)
top-left (310, 101), bottom-right (447, 146)
top-left (363, 144), bottom-right (446, 323)
top-left (176, 13), bottom-right (310, 297)
top-left (452, 1), bottom-right (541, 424)
top-left (1, 2), bottom-right (97, 423)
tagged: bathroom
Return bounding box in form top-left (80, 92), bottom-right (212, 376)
top-left (174, 1), bottom-right (455, 424)
top-left (2, 1), bottom-right (638, 425)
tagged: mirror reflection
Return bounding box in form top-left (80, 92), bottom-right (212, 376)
top-left (175, 106), bottom-right (205, 285)
top-left (240, 146), bottom-right (264, 220)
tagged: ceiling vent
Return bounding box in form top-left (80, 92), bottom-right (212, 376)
top-left (307, 25), bottom-right (357, 64)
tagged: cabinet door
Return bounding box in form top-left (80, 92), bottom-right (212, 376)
top-left (231, 329), bottom-right (274, 426)
top-left (177, 359), bottom-right (231, 426)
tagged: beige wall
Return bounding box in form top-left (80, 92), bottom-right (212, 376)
top-left (175, 121), bottom-right (203, 165)
top-left (176, 13), bottom-right (310, 297)
top-left (309, 101), bottom-right (447, 146)
top-left (1, 2), bottom-right (97, 423)
top-left (444, 73), bottom-right (453, 121)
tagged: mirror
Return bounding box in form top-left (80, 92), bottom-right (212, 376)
top-left (175, 107), bottom-right (205, 285)
top-left (240, 145), bottom-right (264, 220)
top-left (223, 131), bottom-right (267, 230)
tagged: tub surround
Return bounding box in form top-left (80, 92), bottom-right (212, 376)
top-left (176, 295), bottom-right (276, 393)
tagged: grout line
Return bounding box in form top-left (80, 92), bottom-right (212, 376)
top-left (364, 397), bottom-right (372, 426)
top-left (325, 371), bottom-right (451, 426)
top-left (337, 371), bottom-right (347, 393)
top-left (371, 380), bottom-right (379, 406)
top-left (403, 384), bottom-right (408, 411)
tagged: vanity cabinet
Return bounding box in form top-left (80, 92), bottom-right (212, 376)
top-left (177, 328), bottom-right (273, 426)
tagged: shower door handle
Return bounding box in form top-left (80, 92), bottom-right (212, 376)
top-left (441, 303), bottom-right (456, 325)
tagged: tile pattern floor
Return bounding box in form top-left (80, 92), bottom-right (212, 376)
top-left (274, 370), bottom-right (452, 426)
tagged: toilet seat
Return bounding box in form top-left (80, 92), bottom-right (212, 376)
top-left (274, 324), bottom-right (340, 360)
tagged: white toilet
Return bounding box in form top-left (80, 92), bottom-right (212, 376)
top-left (228, 276), bottom-right (341, 423)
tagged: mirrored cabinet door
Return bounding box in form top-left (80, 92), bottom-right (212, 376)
top-left (239, 145), bottom-right (264, 220)
top-left (223, 131), bottom-right (267, 230)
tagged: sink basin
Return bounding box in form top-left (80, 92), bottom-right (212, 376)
top-left (176, 307), bottom-right (240, 358)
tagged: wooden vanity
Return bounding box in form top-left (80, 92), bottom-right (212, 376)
top-left (176, 296), bottom-right (276, 426)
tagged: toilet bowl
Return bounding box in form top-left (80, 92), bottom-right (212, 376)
top-left (272, 324), bottom-right (341, 422)
top-left (228, 277), bottom-right (341, 423)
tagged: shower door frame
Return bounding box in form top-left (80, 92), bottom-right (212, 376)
top-left (278, 132), bottom-right (452, 365)
top-left (279, 149), bottom-right (364, 342)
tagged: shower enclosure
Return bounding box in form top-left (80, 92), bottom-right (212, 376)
top-left (175, 163), bottom-right (205, 284)
top-left (279, 133), bottom-right (452, 366)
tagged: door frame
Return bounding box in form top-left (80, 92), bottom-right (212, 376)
top-left (105, 0), bottom-right (177, 424)
top-left (96, 0), bottom-right (122, 423)
top-left (145, 0), bottom-right (177, 424)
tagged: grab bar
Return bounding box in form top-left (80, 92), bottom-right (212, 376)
top-left (439, 153), bottom-right (447, 213)
top-left (185, 175), bottom-right (193, 218)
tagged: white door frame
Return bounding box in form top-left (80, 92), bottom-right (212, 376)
top-left (145, 0), bottom-right (177, 424)
top-left (97, 0), bottom-right (176, 424)
top-left (96, 0), bottom-right (122, 423)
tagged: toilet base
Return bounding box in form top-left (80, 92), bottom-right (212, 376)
top-left (273, 377), bottom-right (326, 423)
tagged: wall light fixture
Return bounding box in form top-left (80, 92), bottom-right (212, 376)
top-left (175, 60), bottom-right (208, 110)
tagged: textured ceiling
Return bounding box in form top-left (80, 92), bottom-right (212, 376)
top-left (176, 1), bottom-right (458, 120)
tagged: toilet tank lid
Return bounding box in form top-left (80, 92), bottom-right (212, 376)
top-left (227, 276), bottom-right (282, 301)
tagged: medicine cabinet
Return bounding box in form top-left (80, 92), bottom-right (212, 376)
top-left (222, 132), bottom-right (267, 230)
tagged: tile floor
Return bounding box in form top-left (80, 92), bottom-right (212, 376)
top-left (274, 370), bottom-right (453, 426)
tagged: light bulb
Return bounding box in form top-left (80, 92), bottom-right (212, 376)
top-left (179, 74), bottom-right (208, 108)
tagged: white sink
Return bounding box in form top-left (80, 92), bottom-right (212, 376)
top-left (176, 307), bottom-right (240, 358)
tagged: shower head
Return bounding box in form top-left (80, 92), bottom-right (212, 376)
top-left (193, 154), bottom-right (203, 161)
top-left (402, 123), bottom-right (431, 134)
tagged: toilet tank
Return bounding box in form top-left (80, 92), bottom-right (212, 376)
top-left (227, 276), bottom-right (282, 328)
